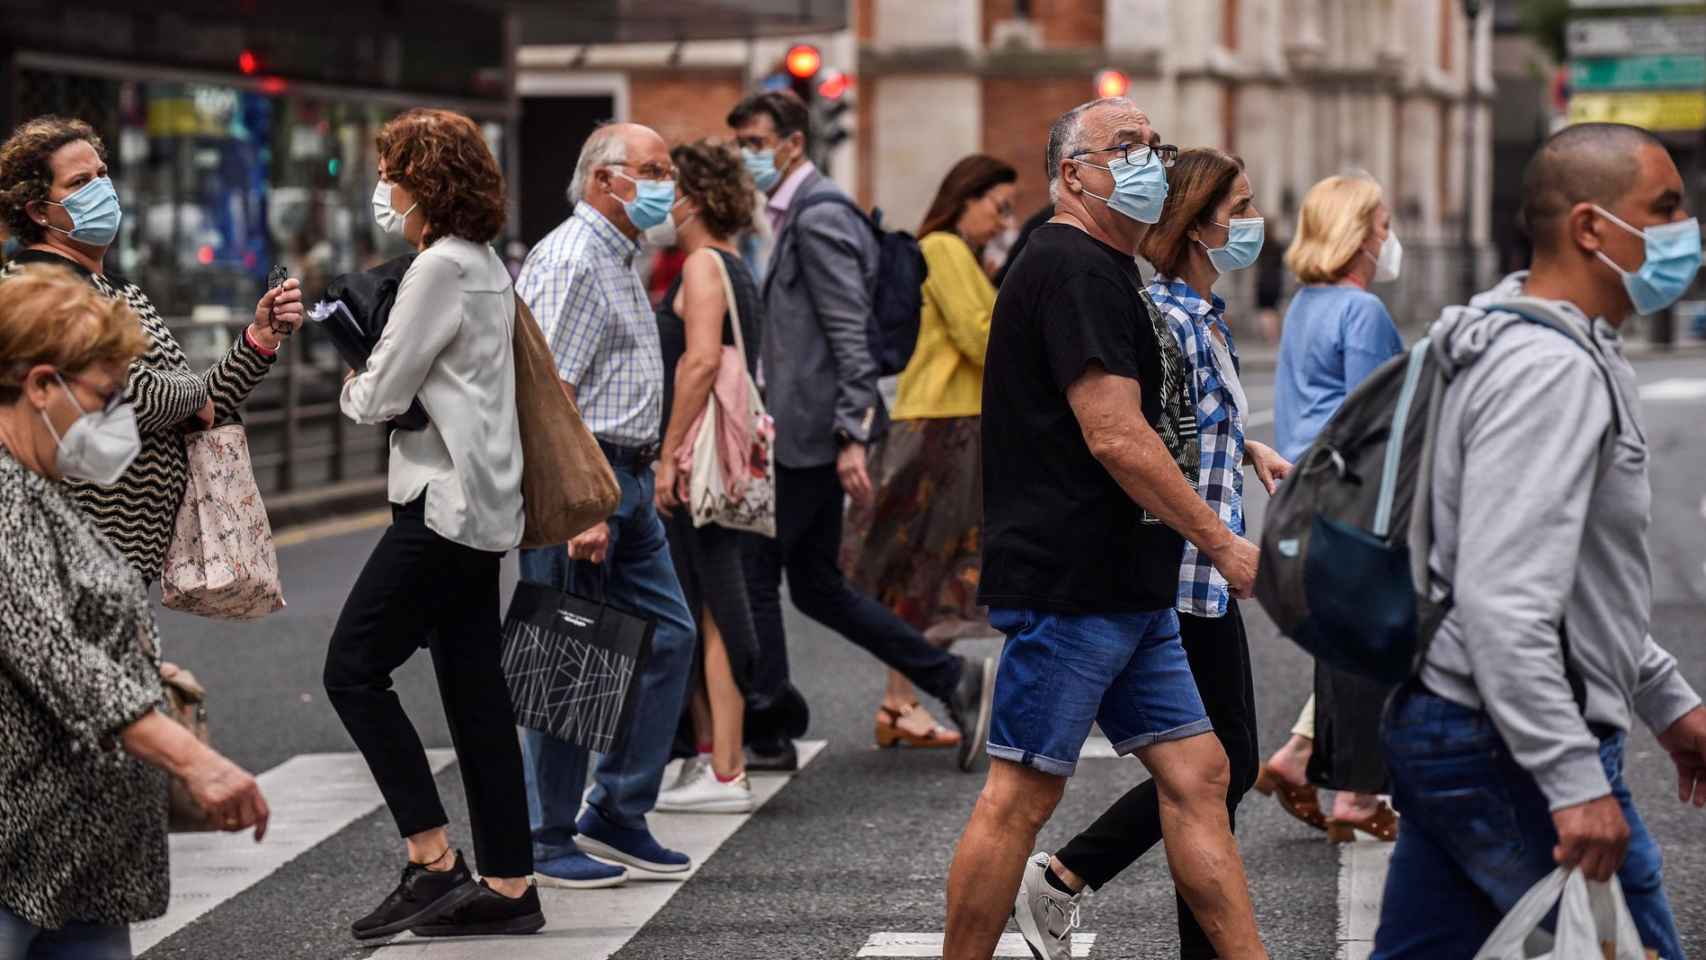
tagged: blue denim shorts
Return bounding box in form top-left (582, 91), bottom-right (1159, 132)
top-left (986, 607), bottom-right (1212, 776)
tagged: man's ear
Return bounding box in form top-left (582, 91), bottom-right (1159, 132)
top-left (1567, 202), bottom-right (1604, 256)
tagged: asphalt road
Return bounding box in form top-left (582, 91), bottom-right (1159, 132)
top-left (138, 353), bottom-right (1706, 960)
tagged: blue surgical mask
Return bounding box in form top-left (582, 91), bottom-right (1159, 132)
top-left (46, 176), bottom-right (123, 246)
top-left (743, 148), bottom-right (780, 193)
top-left (1071, 154), bottom-right (1169, 224)
top-left (612, 171), bottom-right (676, 231)
top-left (1201, 217), bottom-right (1265, 272)
top-left (1592, 205), bottom-right (1702, 316)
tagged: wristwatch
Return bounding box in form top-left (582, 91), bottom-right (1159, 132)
top-left (834, 428), bottom-right (857, 450)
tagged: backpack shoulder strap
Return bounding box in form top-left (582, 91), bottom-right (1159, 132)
top-left (791, 192), bottom-right (876, 235)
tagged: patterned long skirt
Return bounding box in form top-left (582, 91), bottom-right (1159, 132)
top-left (841, 415), bottom-right (991, 640)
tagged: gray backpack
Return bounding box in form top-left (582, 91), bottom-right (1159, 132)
top-left (1253, 297), bottom-right (1621, 684)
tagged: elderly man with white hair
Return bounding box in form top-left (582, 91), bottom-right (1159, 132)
top-left (942, 97), bottom-right (1267, 960)
top-left (514, 122), bottom-right (697, 891)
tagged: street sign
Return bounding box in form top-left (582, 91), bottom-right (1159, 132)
top-left (1569, 54), bottom-right (1706, 91)
top-left (1568, 91), bottom-right (1706, 131)
top-left (1567, 15), bottom-right (1706, 57)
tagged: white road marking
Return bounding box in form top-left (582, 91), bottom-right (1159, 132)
top-left (1638, 378), bottom-right (1706, 402)
top-left (1080, 735), bottom-right (1120, 759)
top-left (858, 932), bottom-right (1096, 957)
top-left (133, 749), bottom-right (457, 955)
top-left (381, 740), bottom-right (827, 959)
top-left (1247, 409), bottom-right (1275, 427)
top-left (1336, 838), bottom-right (1395, 960)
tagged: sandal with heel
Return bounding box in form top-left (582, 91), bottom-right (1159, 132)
top-left (874, 702), bottom-right (962, 750)
top-left (1254, 762), bottom-right (1329, 832)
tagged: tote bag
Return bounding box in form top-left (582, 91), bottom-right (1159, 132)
top-left (513, 296), bottom-right (621, 548)
top-left (678, 253), bottom-right (776, 537)
top-left (161, 425), bottom-right (286, 620)
top-left (500, 576), bottom-right (654, 754)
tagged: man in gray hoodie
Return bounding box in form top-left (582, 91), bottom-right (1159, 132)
top-left (1371, 123), bottom-right (1706, 959)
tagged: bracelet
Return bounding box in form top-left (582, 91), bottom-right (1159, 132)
top-left (243, 326), bottom-right (278, 357)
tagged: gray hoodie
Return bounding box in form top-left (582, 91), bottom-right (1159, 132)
top-left (1421, 272), bottom-right (1701, 810)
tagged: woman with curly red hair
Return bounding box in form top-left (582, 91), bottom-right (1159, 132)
top-left (323, 108), bottom-right (543, 942)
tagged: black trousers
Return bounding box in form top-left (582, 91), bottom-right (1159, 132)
top-left (323, 499), bottom-right (533, 878)
top-left (1054, 602), bottom-right (1260, 960)
top-left (1308, 662), bottom-right (1393, 794)
top-left (743, 462), bottom-right (963, 736)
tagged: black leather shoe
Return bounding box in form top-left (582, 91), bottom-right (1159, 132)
top-left (412, 880), bottom-right (546, 937)
top-left (743, 738), bottom-right (799, 772)
top-left (946, 656), bottom-right (995, 773)
top-left (351, 851), bottom-right (479, 941)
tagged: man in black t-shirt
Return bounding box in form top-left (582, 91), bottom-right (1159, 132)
top-left (942, 98), bottom-right (1267, 960)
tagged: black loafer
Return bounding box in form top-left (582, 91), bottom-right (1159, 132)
top-left (412, 880), bottom-right (546, 938)
top-left (743, 738), bottom-right (799, 773)
top-left (352, 851), bottom-right (480, 941)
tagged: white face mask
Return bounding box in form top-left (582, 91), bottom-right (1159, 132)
top-left (1366, 232), bottom-right (1402, 283)
top-left (39, 374), bottom-right (141, 485)
top-left (371, 181), bottom-right (417, 236)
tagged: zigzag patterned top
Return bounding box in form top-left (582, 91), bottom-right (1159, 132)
top-left (2, 250), bottom-right (275, 582)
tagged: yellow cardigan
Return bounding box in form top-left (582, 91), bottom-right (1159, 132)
top-left (894, 231), bottom-right (995, 420)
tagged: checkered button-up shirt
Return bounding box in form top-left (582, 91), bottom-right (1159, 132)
top-left (1149, 275), bottom-right (1245, 618)
top-left (516, 203), bottom-right (663, 447)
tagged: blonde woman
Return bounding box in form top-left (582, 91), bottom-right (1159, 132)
top-left (1254, 173), bottom-right (1404, 842)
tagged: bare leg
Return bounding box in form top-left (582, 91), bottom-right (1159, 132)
top-left (881, 669), bottom-right (917, 713)
top-left (700, 609), bottom-right (746, 778)
top-left (1137, 732), bottom-right (1267, 960)
top-left (944, 759), bottom-right (1067, 960)
top-left (1265, 696), bottom-right (1316, 786)
top-left (688, 666), bottom-right (713, 753)
top-left (405, 826), bottom-right (528, 898)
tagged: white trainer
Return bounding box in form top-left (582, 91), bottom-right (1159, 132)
top-left (656, 768), bottom-right (755, 814)
top-left (1013, 852), bottom-right (1083, 960)
top-left (666, 755), bottom-right (710, 793)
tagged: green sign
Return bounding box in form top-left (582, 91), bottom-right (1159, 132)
top-left (1570, 55), bottom-right (1706, 91)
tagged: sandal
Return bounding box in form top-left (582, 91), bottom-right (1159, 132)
top-left (1327, 800), bottom-right (1400, 843)
top-left (874, 702), bottom-right (962, 750)
top-left (1254, 762), bottom-right (1329, 832)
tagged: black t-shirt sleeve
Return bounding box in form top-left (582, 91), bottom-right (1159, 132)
top-left (1043, 271), bottom-right (1146, 393)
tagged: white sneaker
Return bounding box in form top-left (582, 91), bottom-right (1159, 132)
top-left (667, 755), bottom-right (710, 793)
top-left (1013, 852), bottom-right (1083, 960)
top-left (656, 769), bottom-right (755, 813)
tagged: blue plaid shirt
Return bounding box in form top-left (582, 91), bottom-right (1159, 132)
top-left (1149, 276), bottom-right (1245, 618)
top-left (516, 204), bottom-right (663, 447)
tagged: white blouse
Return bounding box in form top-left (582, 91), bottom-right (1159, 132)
top-left (342, 236), bottom-right (524, 553)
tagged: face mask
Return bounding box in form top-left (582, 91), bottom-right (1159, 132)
top-left (743, 147), bottom-right (781, 193)
top-left (1362, 233), bottom-right (1402, 283)
top-left (1071, 154), bottom-right (1169, 224)
top-left (643, 201), bottom-right (694, 248)
top-left (1592, 205), bottom-right (1703, 316)
top-left (612, 171), bottom-right (676, 231)
top-left (371, 181), bottom-right (417, 236)
top-left (45, 176), bottom-right (123, 246)
top-left (1201, 217), bottom-right (1264, 272)
top-left (39, 374), bottom-right (140, 485)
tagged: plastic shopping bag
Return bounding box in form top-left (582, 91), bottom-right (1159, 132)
top-left (1473, 867), bottom-right (1652, 960)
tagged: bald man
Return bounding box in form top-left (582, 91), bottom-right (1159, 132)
top-left (514, 122), bottom-right (698, 888)
top-left (1372, 123), bottom-right (1705, 958)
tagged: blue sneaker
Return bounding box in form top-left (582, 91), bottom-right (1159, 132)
top-left (574, 808), bottom-right (691, 875)
top-left (533, 850), bottom-right (628, 890)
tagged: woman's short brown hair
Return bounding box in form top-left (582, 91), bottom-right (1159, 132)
top-left (918, 154), bottom-right (1018, 242)
top-left (0, 264), bottom-right (146, 402)
top-left (0, 117), bottom-right (107, 247)
top-left (671, 139), bottom-right (754, 240)
top-left (1138, 148), bottom-right (1245, 278)
top-left (1284, 173), bottom-right (1384, 284)
top-left (376, 109), bottom-right (506, 245)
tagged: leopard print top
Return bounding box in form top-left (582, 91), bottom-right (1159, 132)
top-left (0, 448), bottom-right (168, 929)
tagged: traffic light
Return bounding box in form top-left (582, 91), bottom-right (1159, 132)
top-left (785, 45), bottom-right (822, 104)
top-left (1095, 69), bottom-right (1130, 99)
top-left (764, 43), bottom-right (856, 169)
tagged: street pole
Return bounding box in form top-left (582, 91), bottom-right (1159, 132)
top-left (1461, 0), bottom-right (1482, 302)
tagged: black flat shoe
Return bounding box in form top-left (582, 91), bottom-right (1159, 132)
top-left (352, 851), bottom-right (480, 941)
top-left (412, 880), bottom-right (545, 938)
top-left (743, 738), bottom-right (798, 773)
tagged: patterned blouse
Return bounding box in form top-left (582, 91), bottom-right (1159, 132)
top-left (0, 448), bottom-right (168, 929)
top-left (0, 250), bottom-right (275, 582)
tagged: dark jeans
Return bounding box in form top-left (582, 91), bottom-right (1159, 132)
top-left (1371, 686), bottom-right (1683, 959)
top-left (744, 462), bottom-right (963, 725)
top-left (1054, 602), bottom-right (1260, 960)
top-left (323, 498), bottom-right (532, 878)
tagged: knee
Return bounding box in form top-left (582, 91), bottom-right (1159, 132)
top-left (973, 764), bottom-right (1065, 836)
top-left (1156, 739), bottom-right (1233, 809)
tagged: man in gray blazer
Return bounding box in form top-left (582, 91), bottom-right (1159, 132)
top-left (728, 91), bottom-right (994, 773)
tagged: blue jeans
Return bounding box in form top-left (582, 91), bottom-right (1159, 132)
top-left (518, 463), bottom-right (696, 858)
top-left (986, 607), bottom-right (1210, 777)
top-left (0, 906), bottom-right (130, 960)
top-left (1372, 686), bottom-right (1684, 960)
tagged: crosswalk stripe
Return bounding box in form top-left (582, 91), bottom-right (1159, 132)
top-left (134, 749), bottom-right (458, 956)
top-left (1335, 839), bottom-right (1395, 960)
top-left (857, 932), bottom-right (1097, 957)
top-left (380, 740), bottom-right (827, 959)
top-left (1639, 377), bottom-right (1706, 402)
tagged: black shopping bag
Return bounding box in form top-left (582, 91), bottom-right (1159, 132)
top-left (500, 577), bottom-right (654, 755)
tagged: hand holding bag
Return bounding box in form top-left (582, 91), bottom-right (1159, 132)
top-left (1473, 867), bottom-right (1654, 960)
top-left (161, 425), bottom-right (286, 620)
top-left (513, 295), bottom-right (621, 548)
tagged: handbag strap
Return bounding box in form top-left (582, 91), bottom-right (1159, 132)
top-left (706, 249), bottom-right (750, 370)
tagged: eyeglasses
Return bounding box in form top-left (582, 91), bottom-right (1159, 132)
top-left (610, 161), bottom-right (677, 181)
top-left (988, 196), bottom-right (1015, 219)
top-left (1069, 142), bottom-right (1179, 169)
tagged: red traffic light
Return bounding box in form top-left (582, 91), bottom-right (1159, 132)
top-left (238, 50), bottom-right (259, 75)
top-left (817, 70), bottom-right (851, 100)
top-left (786, 44), bottom-right (822, 79)
top-left (1095, 68), bottom-right (1129, 99)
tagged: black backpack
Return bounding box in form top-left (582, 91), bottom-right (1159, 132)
top-left (1253, 297), bottom-right (1621, 685)
top-left (790, 193), bottom-right (927, 377)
